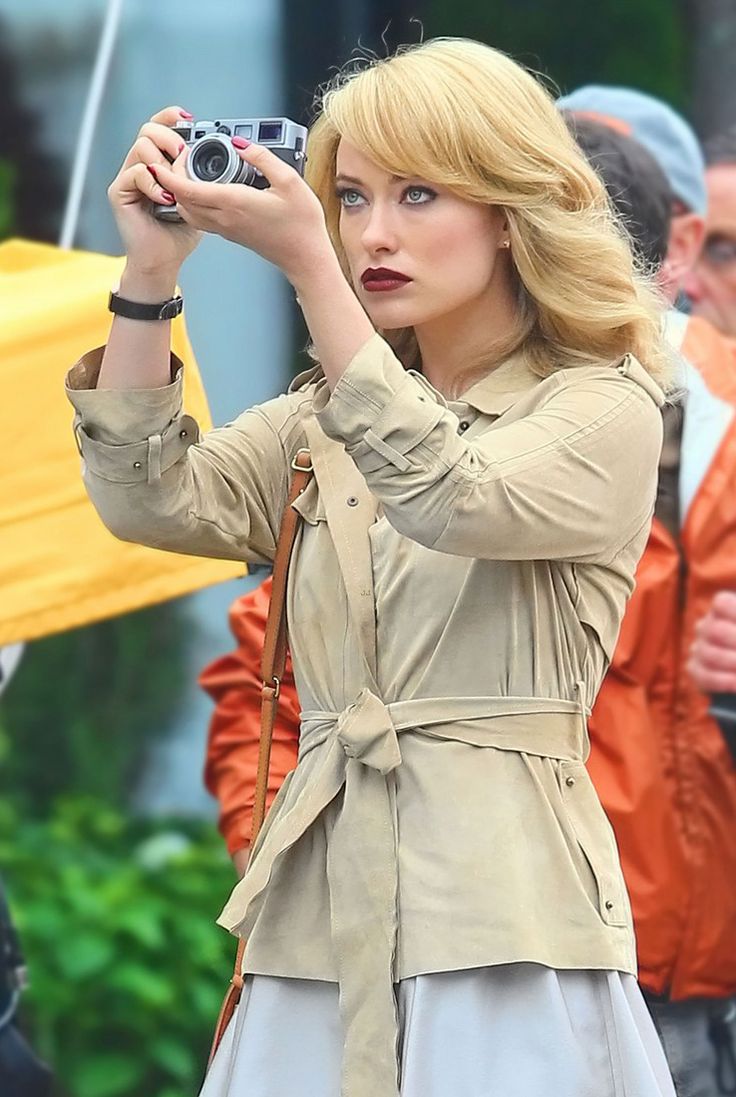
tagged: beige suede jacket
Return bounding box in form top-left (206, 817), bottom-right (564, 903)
top-left (66, 332), bottom-right (664, 1097)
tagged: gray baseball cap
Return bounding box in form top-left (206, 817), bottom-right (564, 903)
top-left (557, 85), bottom-right (707, 216)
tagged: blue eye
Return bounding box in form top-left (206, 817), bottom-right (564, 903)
top-left (403, 186), bottom-right (435, 205)
top-left (336, 188), bottom-right (365, 208)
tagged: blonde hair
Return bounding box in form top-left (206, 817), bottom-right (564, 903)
top-left (305, 38), bottom-right (671, 387)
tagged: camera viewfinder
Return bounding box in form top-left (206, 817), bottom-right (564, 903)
top-left (258, 121), bottom-right (283, 143)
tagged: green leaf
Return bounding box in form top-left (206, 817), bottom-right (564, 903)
top-left (56, 932), bottom-right (116, 980)
top-left (150, 1035), bottom-right (197, 1079)
top-left (74, 1052), bottom-right (145, 1097)
top-left (108, 963), bottom-right (175, 1008)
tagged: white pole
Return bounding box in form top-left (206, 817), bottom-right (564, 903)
top-left (59, 0), bottom-right (126, 249)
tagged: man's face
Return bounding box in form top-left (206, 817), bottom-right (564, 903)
top-left (684, 164), bottom-right (736, 337)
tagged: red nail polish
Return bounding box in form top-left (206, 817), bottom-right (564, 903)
top-left (231, 136), bottom-right (251, 149)
top-left (178, 142), bottom-right (185, 153)
top-left (179, 110), bottom-right (194, 120)
top-left (147, 164), bottom-right (158, 179)
top-left (162, 191), bottom-right (176, 203)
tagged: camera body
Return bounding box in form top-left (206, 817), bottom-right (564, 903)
top-left (154, 116), bottom-right (308, 222)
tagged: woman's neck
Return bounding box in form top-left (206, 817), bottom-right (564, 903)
top-left (414, 279), bottom-right (519, 399)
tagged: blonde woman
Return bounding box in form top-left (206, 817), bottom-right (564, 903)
top-left (66, 38), bottom-right (676, 1097)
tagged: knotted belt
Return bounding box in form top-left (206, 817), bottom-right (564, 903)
top-left (217, 688), bottom-right (587, 1097)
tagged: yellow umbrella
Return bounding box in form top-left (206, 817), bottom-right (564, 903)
top-left (0, 238), bottom-right (243, 645)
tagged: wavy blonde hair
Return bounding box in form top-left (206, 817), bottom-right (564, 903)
top-left (305, 38), bottom-right (671, 387)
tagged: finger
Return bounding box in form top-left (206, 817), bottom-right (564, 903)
top-left (122, 133), bottom-right (184, 174)
top-left (149, 105), bottom-right (194, 127)
top-left (113, 162), bottom-right (176, 207)
top-left (232, 140), bottom-right (300, 190)
top-left (137, 122), bottom-right (188, 161)
top-left (691, 638), bottom-right (736, 674)
top-left (699, 617), bottom-right (736, 650)
top-left (711, 590), bottom-right (736, 623)
top-left (687, 660), bottom-right (736, 693)
top-left (151, 160), bottom-right (242, 210)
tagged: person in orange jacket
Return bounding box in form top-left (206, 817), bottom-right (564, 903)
top-left (202, 92), bottom-right (736, 1095)
top-left (559, 89), bottom-right (736, 1096)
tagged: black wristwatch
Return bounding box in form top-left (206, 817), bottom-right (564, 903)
top-left (108, 290), bottom-right (183, 321)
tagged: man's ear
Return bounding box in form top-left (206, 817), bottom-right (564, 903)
top-left (662, 211), bottom-right (706, 289)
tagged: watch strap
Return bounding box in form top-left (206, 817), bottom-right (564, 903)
top-left (108, 290), bottom-right (183, 321)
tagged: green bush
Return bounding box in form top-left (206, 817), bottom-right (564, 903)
top-left (0, 601), bottom-right (196, 816)
top-left (0, 796), bottom-right (238, 1097)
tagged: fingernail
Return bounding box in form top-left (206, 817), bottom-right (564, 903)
top-left (178, 142), bottom-right (186, 153)
top-left (179, 110), bottom-right (194, 120)
top-left (147, 165), bottom-right (158, 180)
top-left (231, 136), bottom-right (251, 149)
top-left (162, 191), bottom-right (176, 203)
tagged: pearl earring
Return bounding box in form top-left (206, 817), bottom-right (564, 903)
top-left (500, 240), bottom-right (511, 249)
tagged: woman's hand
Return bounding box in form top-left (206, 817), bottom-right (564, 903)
top-left (107, 106), bottom-right (202, 278)
top-left (688, 591), bottom-right (736, 692)
top-left (232, 845), bottom-right (250, 879)
top-left (152, 140), bottom-right (334, 286)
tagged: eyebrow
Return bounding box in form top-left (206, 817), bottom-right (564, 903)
top-left (334, 172), bottom-right (410, 187)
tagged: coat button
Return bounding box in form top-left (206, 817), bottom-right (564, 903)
top-left (133, 461), bottom-right (142, 469)
top-left (179, 429), bottom-right (188, 438)
top-left (565, 776), bottom-right (575, 787)
top-left (458, 420), bottom-right (470, 433)
top-left (347, 496), bottom-right (359, 507)
top-left (605, 900), bottom-right (614, 911)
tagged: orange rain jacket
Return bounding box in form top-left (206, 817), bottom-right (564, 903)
top-left (202, 314), bottom-right (736, 1000)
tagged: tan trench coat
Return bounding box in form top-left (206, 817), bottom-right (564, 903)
top-left (66, 332), bottom-right (664, 1096)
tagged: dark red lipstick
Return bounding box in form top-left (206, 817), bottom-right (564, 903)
top-left (360, 267), bottom-right (413, 293)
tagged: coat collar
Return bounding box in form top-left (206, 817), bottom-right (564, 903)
top-left (289, 341), bottom-right (663, 418)
top-left (289, 348), bottom-right (542, 418)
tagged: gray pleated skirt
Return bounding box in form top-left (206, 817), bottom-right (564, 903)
top-left (200, 963), bottom-right (676, 1096)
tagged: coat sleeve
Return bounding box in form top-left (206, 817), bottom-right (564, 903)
top-left (65, 349), bottom-right (299, 565)
top-left (200, 577), bottom-right (301, 855)
top-left (314, 334), bottom-right (663, 565)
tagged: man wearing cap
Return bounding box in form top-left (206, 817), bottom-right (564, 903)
top-left (684, 126), bottom-right (736, 341)
top-left (559, 86), bottom-right (736, 1097)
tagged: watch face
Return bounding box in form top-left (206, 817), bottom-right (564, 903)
top-left (159, 296), bottom-right (183, 320)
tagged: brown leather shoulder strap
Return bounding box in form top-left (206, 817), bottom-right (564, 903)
top-left (252, 447), bottom-right (313, 842)
top-left (209, 447), bottom-right (313, 1066)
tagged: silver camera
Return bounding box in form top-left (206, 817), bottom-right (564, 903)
top-left (154, 116), bottom-right (308, 222)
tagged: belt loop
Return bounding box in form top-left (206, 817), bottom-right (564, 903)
top-left (574, 680), bottom-right (590, 758)
top-left (147, 434), bottom-right (163, 484)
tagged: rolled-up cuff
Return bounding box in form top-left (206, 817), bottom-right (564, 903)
top-left (65, 347), bottom-right (185, 446)
top-left (73, 413), bottom-right (199, 484)
top-left (314, 333), bottom-right (446, 470)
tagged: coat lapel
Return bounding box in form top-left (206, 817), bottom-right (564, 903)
top-left (303, 416), bottom-right (379, 682)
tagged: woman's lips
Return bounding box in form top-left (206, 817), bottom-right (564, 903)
top-left (361, 268), bottom-right (413, 293)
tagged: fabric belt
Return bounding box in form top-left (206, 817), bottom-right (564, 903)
top-left (217, 688), bottom-right (587, 1097)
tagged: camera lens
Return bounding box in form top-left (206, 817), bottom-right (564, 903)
top-left (190, 138), bottom-right (231, 182)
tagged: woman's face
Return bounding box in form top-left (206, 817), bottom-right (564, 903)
top-left (334, 139), bottom-right (510, 333)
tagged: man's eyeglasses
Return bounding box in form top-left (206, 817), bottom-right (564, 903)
top-left (702, 234), bottom-right (736, 267)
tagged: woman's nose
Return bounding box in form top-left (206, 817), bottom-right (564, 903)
top-left (361, 205), bottom-right (398, 254)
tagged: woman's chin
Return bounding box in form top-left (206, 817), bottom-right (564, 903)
top-left (361, 297), bottom-right (424, 328)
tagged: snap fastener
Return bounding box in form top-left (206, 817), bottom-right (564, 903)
top-left (179, 429), bottom-right (188, 438)
top-left (458, 420), bottom-right (470, 433)
top-left (605, 900), bottom-right (614, 911)
top-left (133, 461), bottom-right (142, 469)
top-left (347, 496), bottom-right (359, 507)
top-left (565, 776), bottom-right (575, 787)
